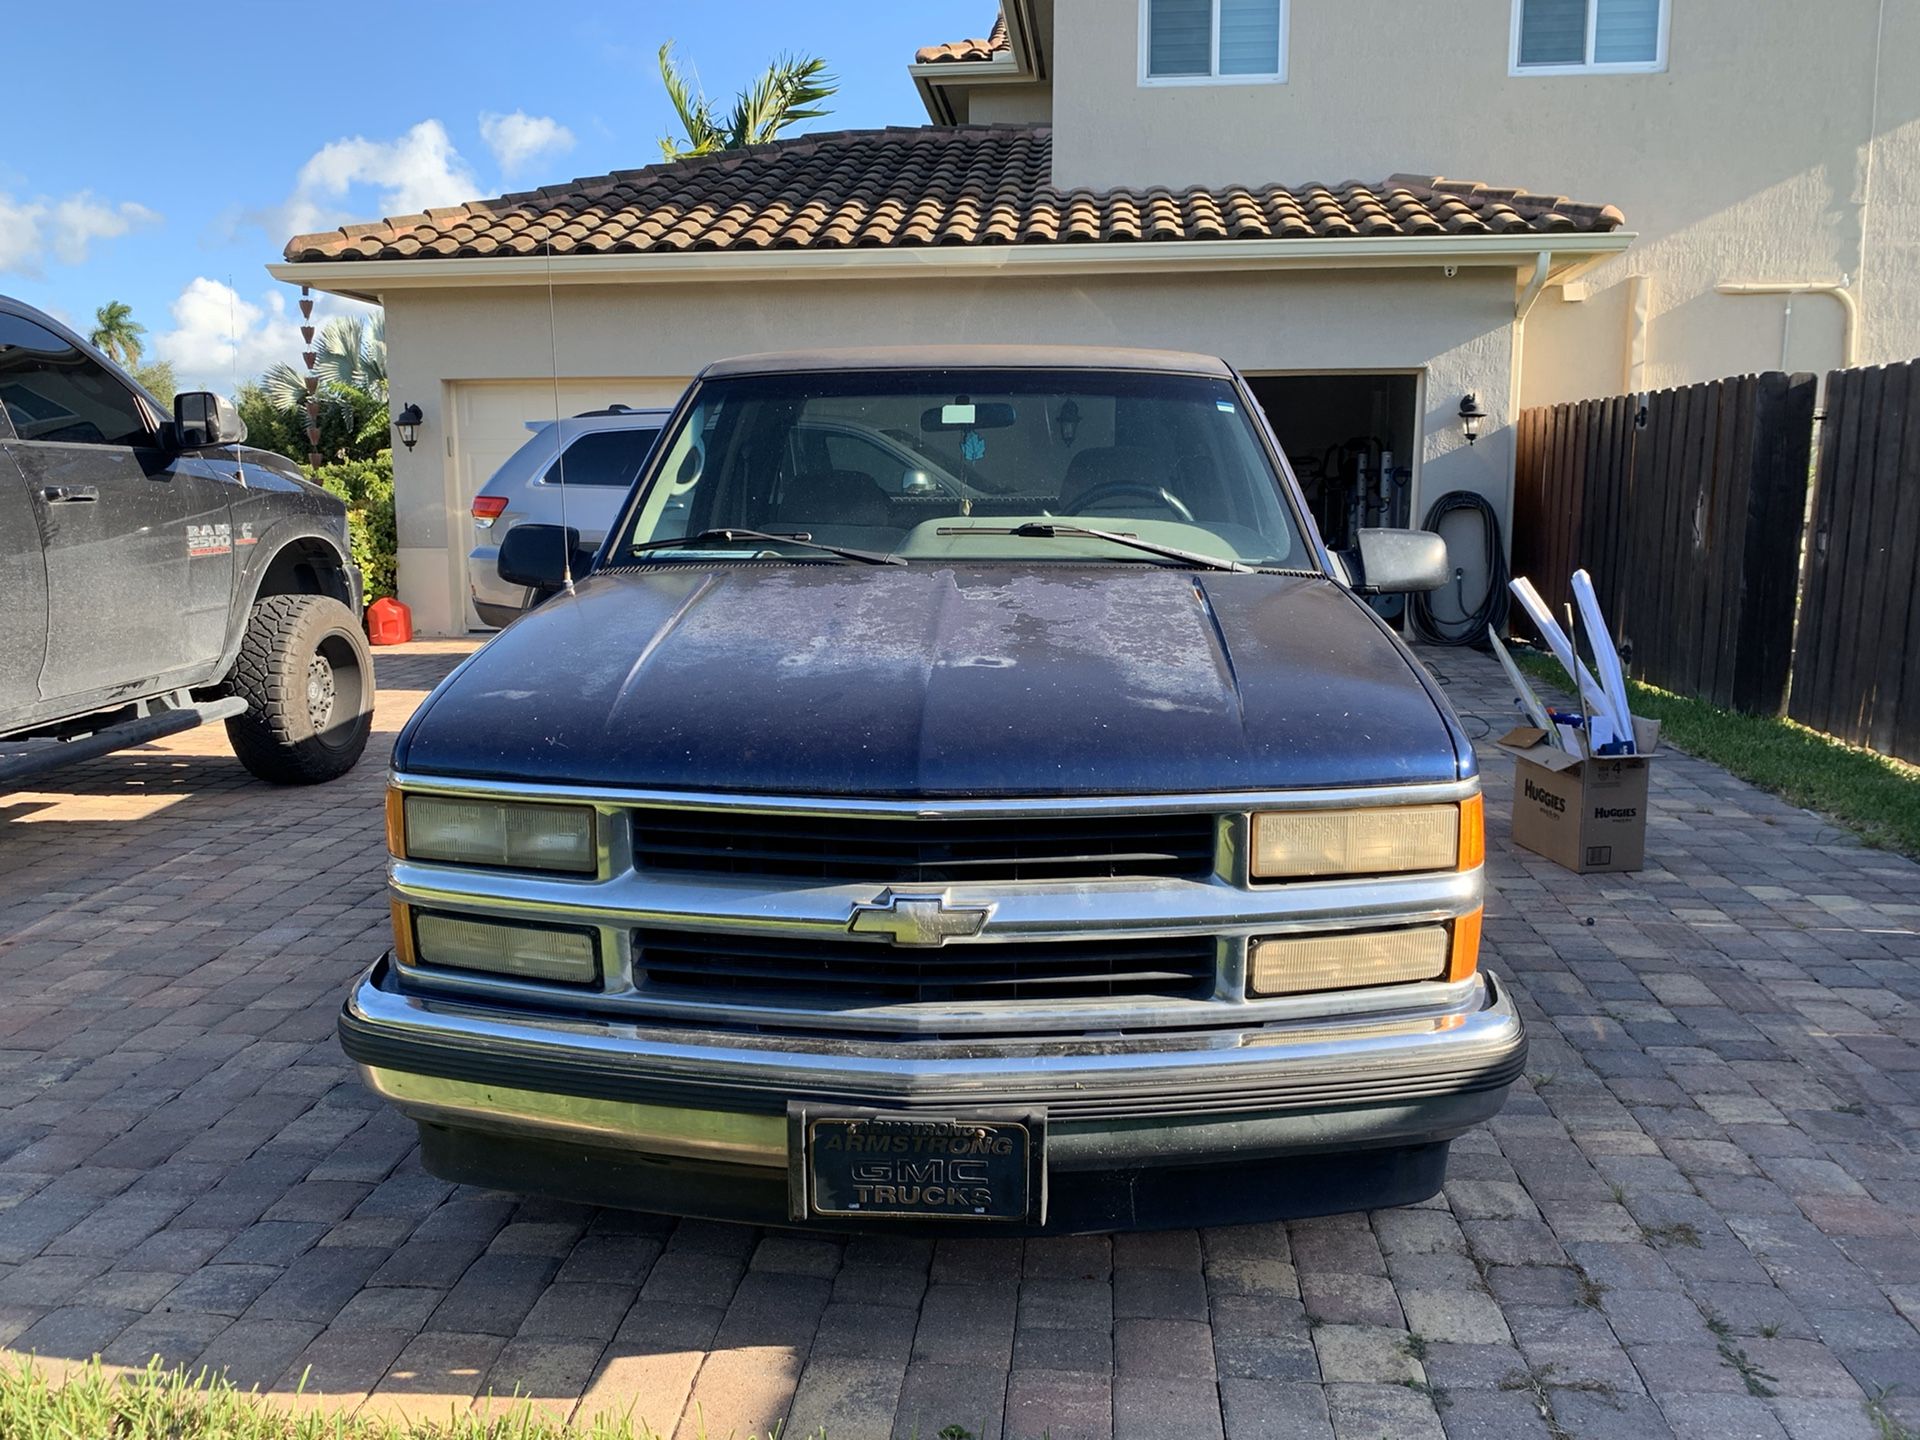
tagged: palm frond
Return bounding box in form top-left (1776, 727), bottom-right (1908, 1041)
top-left (658, 41), bottom-right (724, 160)
top-left (310, 313), bottom-right (388, 403)
top-left (727, 53), bottom-right (836, 147)
top-left (88, 300), bottom-right (146, 368)
top-left (259, 362), bottom-right (310, 415)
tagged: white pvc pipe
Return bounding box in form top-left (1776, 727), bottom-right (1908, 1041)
top-left (1716, 282), bottom-right (1859, 368)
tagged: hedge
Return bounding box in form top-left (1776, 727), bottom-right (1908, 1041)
top-left (313, 452), bottom-right (397, 603)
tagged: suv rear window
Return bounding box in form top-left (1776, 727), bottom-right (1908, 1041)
top-left (543, 428), bottom-right (661, 487)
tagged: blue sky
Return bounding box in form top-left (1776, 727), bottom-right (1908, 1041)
top-left (0, 0), bottom-right (987, 390)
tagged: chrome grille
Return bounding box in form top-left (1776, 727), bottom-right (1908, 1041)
top-left (634, 928), bottom-right (1217, 1004)
top-left (629, 809), bottom-right (1217, 883)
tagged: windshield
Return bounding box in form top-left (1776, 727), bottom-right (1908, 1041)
top-left (615, 369), bottom-right (1311, 569)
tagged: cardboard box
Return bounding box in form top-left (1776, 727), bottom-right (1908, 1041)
top-left (1498, 716), bottom-right (1661, 874)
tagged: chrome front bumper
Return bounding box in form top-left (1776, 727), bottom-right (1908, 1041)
top-left (342, 956), bottom-right (1525, 1172)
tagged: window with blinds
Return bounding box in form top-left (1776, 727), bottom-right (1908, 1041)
top-left (1144, 0), bottom-right (1286, 82)
top-left (1514, 0), bottom-right (1666, 72)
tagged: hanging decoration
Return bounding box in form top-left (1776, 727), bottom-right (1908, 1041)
top-left (300, 286), bottom-right (322, 468)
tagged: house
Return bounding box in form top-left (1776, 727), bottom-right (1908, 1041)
top-left (272, 0), bottom-right (1916, 638)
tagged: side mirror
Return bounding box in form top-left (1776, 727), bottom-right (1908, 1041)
top-left (1346, 528), bottom-right (1450, 594)
top-left (174, 391), bottom-right (247, 448)
top-left (498, 524), bottom-right (595, 592)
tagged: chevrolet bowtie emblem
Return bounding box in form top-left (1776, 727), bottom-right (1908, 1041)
top-left (848, 890), bottom-right (994, 947)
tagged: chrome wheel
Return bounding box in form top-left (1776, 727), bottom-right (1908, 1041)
top-left (306, 654), bottom-right (336, 732)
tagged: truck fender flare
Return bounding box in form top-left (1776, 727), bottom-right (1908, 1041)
top-left (216, 521), bottom-right (357, 674)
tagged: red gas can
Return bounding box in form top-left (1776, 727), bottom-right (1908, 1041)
top-left (366, 596), bottom-right (413, 646)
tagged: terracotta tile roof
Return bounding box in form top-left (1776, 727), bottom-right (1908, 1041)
top-left (282, 126), bottom-right (1626, 264)
top-left (915, 12), bottom-right (1009, 65)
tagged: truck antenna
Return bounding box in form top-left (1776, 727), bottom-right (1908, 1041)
top-left (227, 274), bottom-right (240, 398)
top-left (544, 238), bottom-right (573, 590)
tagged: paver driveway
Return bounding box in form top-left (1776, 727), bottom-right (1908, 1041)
top-left (0, 639), bottom-right (1916, 1440)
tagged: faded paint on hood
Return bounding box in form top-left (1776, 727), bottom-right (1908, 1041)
top-left (397, 565), bottom-right (1470, 795)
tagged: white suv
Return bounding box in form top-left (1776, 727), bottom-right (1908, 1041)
top-left (468, 406), bottom-right (670, 627)
top-left (470, 403), bottom-right (977, 626)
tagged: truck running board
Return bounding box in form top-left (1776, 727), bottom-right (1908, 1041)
top-left (0, 693), bottom-right (248, 787)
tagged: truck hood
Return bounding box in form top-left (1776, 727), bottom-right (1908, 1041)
top-left (398, 565), bottom-right (1469, 796)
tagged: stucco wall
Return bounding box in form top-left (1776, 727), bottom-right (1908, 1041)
top-left (382, 268), bottom-right (1518, 634)
top-left (1048, 0), bottom-right (1920, 401)
top-left (965, 79), bottom-right (1055, 124)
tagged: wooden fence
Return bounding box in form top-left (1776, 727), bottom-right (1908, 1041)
top-left (1789, 360), bottom-right (1920, 763)
top-left (1513, 371), bottom-right (1816, 715)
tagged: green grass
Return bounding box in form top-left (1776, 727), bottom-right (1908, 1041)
top-left (1509, 650), bottom-right (1920, 859)
top-left (1866, 1388), bottom-right (1920, 1440)
top-left (1640, 1221), bottom-right (1702, 1250)
top-left (0, 1357), bottom-right (739, 1440)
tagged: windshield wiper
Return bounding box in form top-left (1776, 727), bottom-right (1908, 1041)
top-left (629, 529), bottom-right (903, 566)
top-left (936, 523), bottom-right (1256, 574)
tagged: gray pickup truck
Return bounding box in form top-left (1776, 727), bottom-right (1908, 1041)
top-left (343, 346), bottom-right (1523, 1234)
top-left (1, 294), bottom-right (374, 786)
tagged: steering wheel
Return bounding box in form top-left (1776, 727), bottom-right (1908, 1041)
top-left (1066, 481), bottom-right (1195, 523)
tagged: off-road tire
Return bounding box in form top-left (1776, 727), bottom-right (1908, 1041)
top-left (223, 594), bottom-right (375, 784)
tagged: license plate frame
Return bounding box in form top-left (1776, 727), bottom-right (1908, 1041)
top-left (787, 1106), bottom-right (1047, 1224)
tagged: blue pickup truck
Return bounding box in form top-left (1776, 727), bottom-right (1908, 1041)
top-left (341, 346), bottom-right (1523, 1234)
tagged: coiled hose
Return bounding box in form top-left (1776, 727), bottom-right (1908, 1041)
top-left (1411, 490), bottom-right (1509, 648)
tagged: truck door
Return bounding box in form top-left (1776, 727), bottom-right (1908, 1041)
top-left (0, 311), bottom-right (234, 704)
top-left (0, 432), bottom-right (48, 722)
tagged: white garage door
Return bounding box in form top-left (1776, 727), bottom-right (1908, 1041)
top-left (448, 378), bottom-right (689, 628)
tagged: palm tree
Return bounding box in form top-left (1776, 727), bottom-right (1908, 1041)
top-left (657, 43), bottom-right (836, 161)
top-left (89, 301), bottom-right (146, 368)
top-left (261, 311), bottom-right (390, 455)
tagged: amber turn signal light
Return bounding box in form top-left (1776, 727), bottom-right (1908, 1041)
top-left (385, 786), bottom-right (407, 859)
top-left (1458, 794), bottom-right (1485, 871)
top-left (389, 899), bottom-right (416, 965)
top-left (1448, 906), bottom-right (1483, 983)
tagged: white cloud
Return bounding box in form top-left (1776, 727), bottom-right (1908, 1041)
top-left (152, 277), bottom-right (376, 394)
top-left (269, 119), bottom-right (478, 239)
top-left (153, 279), bottom-right (287, 392)
top-left (480, 111), bottom-right (575, 180)
top-left (0, 191), bottom-right (159, 276)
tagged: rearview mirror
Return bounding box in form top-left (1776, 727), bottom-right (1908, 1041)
top-left (173, 391), bottom-right (247, 448)
top-left (920, 401), bottom-right (1017, 432)
top-left (1346, 528), bottom-right (1450, 594)
top-left (498, 524), bottom-right (595, 593)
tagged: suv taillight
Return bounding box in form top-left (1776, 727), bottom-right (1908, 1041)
top-left (471, 495), bottom-right (508, 527)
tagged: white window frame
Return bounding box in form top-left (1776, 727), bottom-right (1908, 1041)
top-left (1138, 0), bottom-right (1288, 86)
top-left (1509, 0), bottom-right (1669, 76)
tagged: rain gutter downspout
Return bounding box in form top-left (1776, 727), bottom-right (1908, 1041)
top-left (1515, 250), bottom-right (1552, 323)
top-left (1503, 251), bottom-right (1552, 563)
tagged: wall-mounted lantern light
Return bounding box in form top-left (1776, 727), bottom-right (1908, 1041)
top-left (1458, 393), bottom-right (1487, 445)
top-left (394, 403), bottom-right (424, 452)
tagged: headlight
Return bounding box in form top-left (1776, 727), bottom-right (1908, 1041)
top-left (398, 906), bottom-right (599, 986)
top-left (1250, 797), bottom-right (1481, 880)
top-left (1248, 910), bottom-right (1480, 997)
top-left (392, 791), bottom-right (597, 874)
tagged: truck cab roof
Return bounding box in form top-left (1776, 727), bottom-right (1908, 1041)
top-left (700, 345), bottom-right (1236, 380)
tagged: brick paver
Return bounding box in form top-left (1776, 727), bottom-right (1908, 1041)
top-left (1, 638), bottom-right (1916, 1439)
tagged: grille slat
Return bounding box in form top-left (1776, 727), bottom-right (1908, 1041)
top-left (635, 928), bottom-right (1217, 1004)
top-left (631, 810), bottom-right (1217, 883)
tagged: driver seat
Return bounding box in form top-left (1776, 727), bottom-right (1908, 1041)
top-left (1056, 446), bottom-right (1167, 514)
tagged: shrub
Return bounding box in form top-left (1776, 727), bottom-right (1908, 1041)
top-left (237, 382), bottom-right (385, 466)
top-left (314, 452), bottom-right (397, 602)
